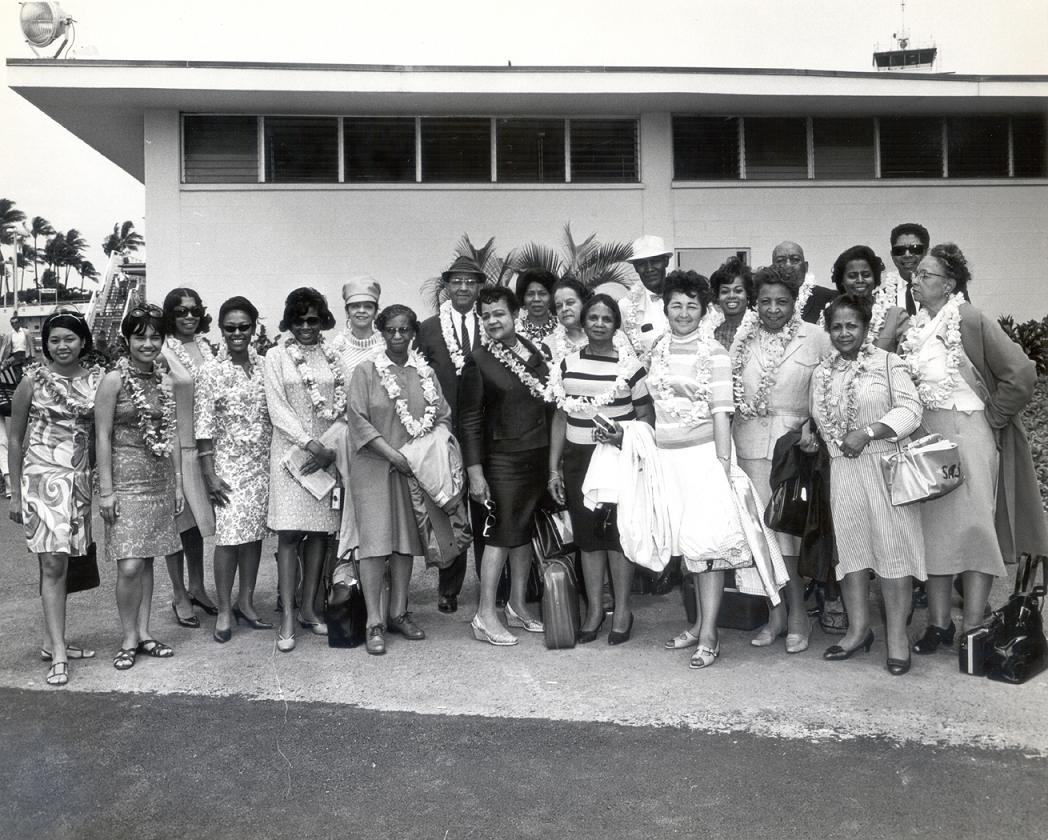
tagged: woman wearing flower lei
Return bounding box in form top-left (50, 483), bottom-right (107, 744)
top-left (649, 273), bottom-right (750, 670)
top-left (194, 296), bottom-right (273, 643)
top-left (810, 295), bottom-right (925, 675)
top-left (899, 244), bottom-right (1048, 656)
top-left (548, 293), bottom-right (654, 645)
top-left (458, 286), bottom-right (551, 645)
top-left (513, 268), bottom-right (559, 344)
top-left (541, 276), bottom-right (634, 367)
top-left (95, 305), bottom-right (184, 672)
top-left (730, 265), bottom-right (830, 654)
top-left (7, 311), bottom-right (103, 686)
top-left (708, 256), bottom-right (754, 351)
top-left (347, 304), bottom-right (453, 656)
top-left (819, 245), bottom-right (909, 352)
top-left (262, 287), bottom-right (345, 652)
top-left (160, 287), bottom-right (218, 627)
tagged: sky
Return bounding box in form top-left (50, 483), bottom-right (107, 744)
top-left (1, 0), bottom-right (1047, 284)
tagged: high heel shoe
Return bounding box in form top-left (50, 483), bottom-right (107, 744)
top-left (189, 595), bottom-right (219, 616)
top-left (504, 603), bottom-right (543, 633)
top-left (912, 621), bottom-right (955, 655)
top-left (786, 618), bottom-right (813, 654)
top-left (276, 632), bottom-right (296, 653)
top-left (886, 655), bottom-right (912, 676)
top-left (298, 618), bottom-right (329, 636)
top-left (823, 628), bottom-right (875, 661)
top-left (213, 626), bottom-right (232, 644)
top-left (171, 603), bottom-right (200, 629)
top-left (233, 607), bottom-right (274, 630)
top-left (470, 615), bottom-right (518, 646)
top-left (578, 615), bottom-right (605, 644)
top-left (607, 613), bottom-right (634, 646)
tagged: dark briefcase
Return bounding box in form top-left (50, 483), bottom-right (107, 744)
top-left (541, 555), bottom-right (580, 650)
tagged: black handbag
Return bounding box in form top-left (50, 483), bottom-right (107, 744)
top-left (532, 507), bottom-right (575, 561)
top-left (326, 556), bottom-right (368, 649)
top-left (763, 474), bottom-right (809, 535)
top-left (40, 543), bottom-right (99, 595)
top-left (959, 553), bottom-right (1047, 684)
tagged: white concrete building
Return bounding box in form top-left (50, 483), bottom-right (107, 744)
top-left (8, 59), bottom-right (1048, 325)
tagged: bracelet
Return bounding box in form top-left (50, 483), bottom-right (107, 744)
top-left (99, 491), bottom-right (115, 498)
top-left (716, 455), bottom-right (730, 462)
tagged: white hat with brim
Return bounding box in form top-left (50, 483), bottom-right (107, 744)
top-left (628, 235), bottom-right (673, 262)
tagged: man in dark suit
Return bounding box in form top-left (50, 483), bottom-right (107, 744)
top-left (887, 222), bottom-right (930, 315)
top-left (771, 241), bottom-right (836, 324)
top-left (415, 255), bottom-right (488, 613)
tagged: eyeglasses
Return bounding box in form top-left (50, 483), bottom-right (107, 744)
top-left (891, 244), bottom-right (927, 257)
top-left (481, 500), bottom-right (497, 538)
top-left (382, 326), bottom-right (413, 336)
top-left (912, 269), bottom-right (947, 282)
top-left (128, 304), bottom-right (164, 318)
top-left (292, 316), bottom-right (323, 328)
top-left (172, 305), bottom-right (204, 318)
top-left (447, 278), bottom-right (481, 288)
top-left (221, 323), bottom-right (253, 334)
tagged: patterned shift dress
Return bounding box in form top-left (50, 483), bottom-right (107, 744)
top-left (20, 366), bottom-right (103, 556)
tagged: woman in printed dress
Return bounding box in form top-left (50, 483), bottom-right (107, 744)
top-left (825, 245), bottom-right (909, 352)
top-left (7, 311), bottom-right (103, 686)
top-left (160, 288), bottom-right (218, 627)
top-left (264, 287), bottom-right (344, 652)
top-left (195, 296), bottom-right (273, 643)
top-left (95, 305), bottom-right (183, 671)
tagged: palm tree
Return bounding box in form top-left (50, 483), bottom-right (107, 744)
top-left (505, 222), bottom-right (634, 292)
top-left (77, 260), bottom-right (100, 293)
top-left (418, 233), bottom-right (510, 313)
top-left (29, 216), bottom-right (54, 287)
top-left (61, 228), bottom-right (87, 285)
top-left (102, 220), bottom-right (145, 257)
top-left (0, 199), bottom-right (28, 299)
top-left (43, 232), bottom-right (66, 283)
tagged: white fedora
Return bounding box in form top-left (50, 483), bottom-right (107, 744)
top-left (629, 235), bottom-right (673, 262)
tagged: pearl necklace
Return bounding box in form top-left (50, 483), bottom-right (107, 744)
top-left (285, 337), bottom-right (346, 422)
top-left (898, 293), bottom-right (965, 410)
top-left (485, 339), bottom-right (548, 402)
top-left (375, 351), bottom-right (440, 439)
top-left (813, 345), bottom-right (875, 445)
top-left (730, 311), bottom-right (801, 419)
top-left (647, 332), bottom-right (714, 428)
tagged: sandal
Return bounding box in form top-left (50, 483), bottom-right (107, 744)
top-left (665, 630), bottom-right (700, 650)
top-left (40, 644), bottom-right (96, 661)
top-left (137, 639), bottom-right (174, 658)
top-left (113, 648), bottom-right (137, 670)
top-left (45, 661), bottom-right (69, 686)
top-left (689, 644), bottom-right (720, 670)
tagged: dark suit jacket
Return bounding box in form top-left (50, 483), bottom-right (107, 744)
top-left (457, 338), bottom-right (550, 467)
top-left (415, 311), bottom-right (482, 428)
top-left (801, 285), bottom-right (837, 324)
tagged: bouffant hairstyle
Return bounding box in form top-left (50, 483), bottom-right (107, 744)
top-left (553, 276), bottom-right (591, 306)
top-left (219, 295), bottom-right (259, 325)
top-left (477, 285), bottom-right (519, 314)
top-left (514, 268), bottom-right (557, 304)
top-left (662, 270), bottom-right (713, 318)
top-left (41, 310), bottom-right (92, 360)
top-left (709, 256), bottom-right (754, 303)
top-left (830, 245), bottom-right (885, 292)
top-left (581, 293), bottom-right (623, 331)
top-left (890, 222), bottom-right (930, 248)
top-left (375, 304), bottom-right (419, 334)
top-left (928, 243), bottom-right (972, 302)
top-left (278, 287), bottom-right (337, 332)
top-left (822, 293), bottom-right (873, 332)
top-left (121, 303), bottom-right (167, 341)
top-left (162, 287), bottom-right (212, 335)
top-left (752, 264), bottom-right (802, 301)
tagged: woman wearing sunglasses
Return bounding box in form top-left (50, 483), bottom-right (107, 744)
top-left (160, 288), bottom-right (218, 628)
top-left (194, 297), bottom-right (273, 643)
top-left (825, 246), bottom-right (909, 353)
top-left (263, 287), bottom-right (343, 651)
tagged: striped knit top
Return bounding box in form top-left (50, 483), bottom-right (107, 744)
top-left (332, 329), bottom-right (384, 382)
top-left (650, 333), bottom-right (733, 449)
top-left (559, 349), bottom-right (651, 446)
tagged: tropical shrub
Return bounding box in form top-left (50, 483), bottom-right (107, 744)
top-left (998, 314), bottom-right (1048, 376)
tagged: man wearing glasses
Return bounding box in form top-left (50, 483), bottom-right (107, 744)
top-left (885, 222), bottom-right (930, 315)
top-left (415, 255), bottom-right (488, 614)
top-left (771, 241), bottom-right (836, 324)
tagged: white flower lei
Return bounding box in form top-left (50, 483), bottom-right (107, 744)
top-left (165, 335), bottom-right (214, 375)
top-left (285, 337), bottom-right (346, 422)
top-left (620, 282), bottom-right (663, 363)
top-left (29, 362), bottom-right (101, 418)
top-left (547, 349), bottom-right (636, 414)
top-left (730, 311), bottom-right (802, 419)
top-left (647, 332), bottom-right (714, 428)
top-left (813, 345), bottom-right (875, 444)
top-left (485, 340), bottom-right (549, 402)
top-left (898, 293), bottom-right (965, 410)
top-left (375, 351), bottom-right (440, 439)
top-left (543, 325), bottom-right (588, 365)
top-left (795, 275), bottom-right (816, 317)
top-left (515, 312), bottom-right (558, 343)
top-left (117, 357), bottom-right (176, 457)
top-left (817, 277), bottom-right (898, 349)
top-left (439, 300), bottom-right (489, 375)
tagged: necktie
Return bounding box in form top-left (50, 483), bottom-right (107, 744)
top-left (460, 313), bottom-right (471, 355)
top-left (905, 284), bottom-right (917, 316)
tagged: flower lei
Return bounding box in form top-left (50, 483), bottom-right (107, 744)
top-left (647, 332), bottom-right (714, 428)
top-left (117, 357), bottom-right (176, 457)
top-left (795, 274), bottom-right (816, 317)
top-left (485, 340), bottom-right (548, 402)
top-left (817, 277), bottom-right (899, 349)
top-left (812, 345), bottom-right (875, 444)
top-left (29, 362), bottom-right (101, 418)
top-left (547, 349), bottom-right (635, 414)
top-left (375, 351), bottom-right (440, 439)
top-left (619, 282), bottom-right (663, 363)
top-left (543, 325), bottom-right (588, 365)
top-left (285, 337), bottom-right (346, 421)
top-left (730, 311), bottom-right (801, 419)
top-left (210, 350), bottom-right (267, 446)
top-left (165, 335), bottom-right (214, 374)
top-left (898, 293), bottom-right (965, 409)
top-left (515, 312), bottom-right (558, 343)
top-left (439, 300), bottom-right (489, 375)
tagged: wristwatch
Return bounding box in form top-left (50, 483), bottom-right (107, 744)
top-left (863, 425), bottom-right (877, 440)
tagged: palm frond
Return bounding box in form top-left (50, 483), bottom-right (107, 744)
top-left (507, 242), bottom-right (562, 278)
top-left (418, 275), bottom-right (447, 314)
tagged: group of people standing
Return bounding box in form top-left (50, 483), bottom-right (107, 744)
top-left (8, 221), bottom-right (1047, 686)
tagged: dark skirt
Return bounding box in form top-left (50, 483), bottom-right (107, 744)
top-left (485, 447), bottom-right (548, 547)
top-left (562, 442), bottom-right (622, 553)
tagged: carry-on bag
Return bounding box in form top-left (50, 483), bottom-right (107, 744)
top-left (541, 555), bottom-right (580, 650)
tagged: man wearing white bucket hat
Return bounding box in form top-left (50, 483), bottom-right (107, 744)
top-left (620, 234), bottom-right (673, 363)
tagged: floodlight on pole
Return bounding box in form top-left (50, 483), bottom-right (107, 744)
top-left (19, 2), bottom-right (76, 58)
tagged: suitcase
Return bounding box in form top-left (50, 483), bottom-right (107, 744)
top-left (681, 571), bottom-right (770, 631)
top-left (541, 555), bottom-right (580, 649)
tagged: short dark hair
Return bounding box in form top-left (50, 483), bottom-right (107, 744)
top-left (279, 287), bottom-right (337, 332)
top-left (121, 303), bottom-right (167, 341)
top-left (662, 270), bottom-right (712, 318)
top-left (375, 304), bottom-right (419, 334)
top-left (514, 268), bottom-right (557, 303)
top-left (928, 243), bottom-right (972, 301)
top-left (162, 287), bottom-right (212, 334)
top-left (552, 276), bottom-right (591, 305)
top-left (890, 222), bottom-right (930, 249)
top-left (752, 264), bottom-right (801, 301)
top-left (709, 256), bottom-right (753, 303)
top-left (477, 286), bottom-right (519, 314)
top-left (830, 245), bottom-right (885, 292)
top-left (823, 293), bottom-right (873, 332)
top-left (41, 310), bottom-right (92, 360)
top-left (581, 293), bottom-right (622, 331)
top-left (219, 295), bottom-right (259, 325)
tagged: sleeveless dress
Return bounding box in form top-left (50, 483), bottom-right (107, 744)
top-left (20, 366), bottom-right (103, 555)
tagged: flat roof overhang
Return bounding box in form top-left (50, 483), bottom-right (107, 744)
top-left (9, 59), bottom-right (1048, 182)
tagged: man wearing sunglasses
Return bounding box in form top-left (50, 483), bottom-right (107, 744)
top-left (885, 222), bottom-right (930, 315)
